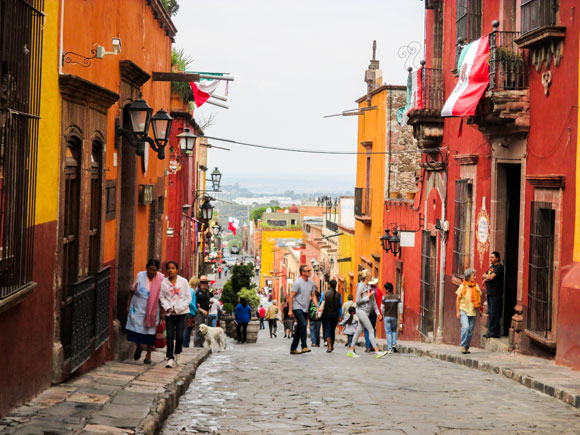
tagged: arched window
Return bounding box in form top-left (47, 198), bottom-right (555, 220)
top-left (89, 141), bottom-right (103, 273)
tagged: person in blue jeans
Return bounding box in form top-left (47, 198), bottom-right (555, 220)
top-left (364, 278), bottom-right (379, 351)
top-left (207, 298), bottom-right (219, 327)
top-left (234, 298), bottom-right (252, 343)
top-left (183, 277), bottom-right (198, 348)
top-left (455, 268), bottom-right (482, 354)
top-left (309, 291), bottom-right (322, 346)
top-left (289, 265), bottom-right (320, 354)
top-left (381, 282), bottom-right (400, 353)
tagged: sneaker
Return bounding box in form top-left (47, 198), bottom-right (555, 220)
top-left (290, 349), bottom-right (302, 355)
top-left (459, 346), bottom-right (466, 353)
top-left (165, 358), bottom-right (175, 368)
top-left (301, 348), bottom-right (311, 353)
top-left (392, 346), bottom-right (398, 353)
top-left (312, 344), bottom-right (320, 347)
top-left (174, 354), bottom-right (180, 365)
top-left (347, 350), bottom-right (360, 358)
top-left (375, 351), bottom-right (388, 359)
top-left (387, 350), bottom-right (393, 354)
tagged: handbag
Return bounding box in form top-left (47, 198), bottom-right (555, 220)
top-left (155, 319), bottom-right (166, 348)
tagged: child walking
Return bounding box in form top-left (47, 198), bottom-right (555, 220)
top-left (339, 306), bottom-right (358, 348)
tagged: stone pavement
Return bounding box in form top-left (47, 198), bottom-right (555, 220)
top-left (162, 329), bottom-right (580, 434)
top-left (0, 347), bottom-right (210, 434)
top-left (341, 335), bottom-right (580, 410)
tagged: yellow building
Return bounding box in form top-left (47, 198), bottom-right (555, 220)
top-left (260, 228), bottom-right (303, 289)
top-left (337, 227), bottom-right (355, 298)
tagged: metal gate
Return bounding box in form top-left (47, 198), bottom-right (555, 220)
top-left (0, 0), bottom-right (44, 297)
top-left (419, 231), bottom-right (436, 337)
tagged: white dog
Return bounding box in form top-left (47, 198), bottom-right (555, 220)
top-left (198, 324), bottom-right (226, 352)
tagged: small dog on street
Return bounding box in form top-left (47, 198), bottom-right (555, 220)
top-left (199, 324), bottom-right (227, 352)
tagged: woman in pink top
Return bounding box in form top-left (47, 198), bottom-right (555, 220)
top-left (160, 261), bottom-right (191, 368)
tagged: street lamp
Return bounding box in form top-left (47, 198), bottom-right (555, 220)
top-left (210, 167), bottom-right (222, 191)
top-left (176, 128), bottom-right (196, 154)
top-left (380, 228), bottom-right (401, 256)
top-left (115, 95), bottom-right (173, 159)
top-left (212, 224), bottom-right (221, 236)
top-left (200, 199), bottom-right (214, 221)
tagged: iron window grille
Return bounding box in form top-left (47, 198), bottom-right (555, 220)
top-left (521, 0), bottom-right (558, 36)
top-left (0, 0), bottom-right (44, 298)
top-left (452, 179), bottom-right (473, 278)
top-left (455, 0), bottom-right (482, 70)
top-left (527, 201), bottom-right (555, 339)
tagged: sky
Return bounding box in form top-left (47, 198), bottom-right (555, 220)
top-left (173, 0), bottom-right (425, 193)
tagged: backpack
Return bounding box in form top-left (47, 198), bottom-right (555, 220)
top-left (309, 300), bottom-right (318, 321)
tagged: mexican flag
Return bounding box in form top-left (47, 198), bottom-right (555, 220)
top-left (397, 66), bottom-right (424, 126)
top-left (441, 34), bottom-right (490, 117)
top-left (189, 80), bottom-right (220, 108)
top-left (228, 217), bottom-right (239, 236)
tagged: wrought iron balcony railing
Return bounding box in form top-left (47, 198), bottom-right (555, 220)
top-left (489, 29), bottom-right (528, 91)
top-left (521, 0), bottom-right (557, 36)
top-left (421, 67), bottom-right (444, 110)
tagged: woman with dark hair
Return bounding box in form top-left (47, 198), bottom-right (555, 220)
top-left (283, 302), bottom-right (293, 338)
top-left (234, 297), bottom-right (252, 343)
top-left (160, 261), bottom-right (191, 368)
top-left (321, 279), bottom-right (342, 352)
top-left (126, 259), bottom-right (164, 364)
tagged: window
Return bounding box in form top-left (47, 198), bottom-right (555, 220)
top-left (452, 179), bottom-right (473, 277)
top-left (89, 143), bottom-right (103, 274)
top-left (521, 0), bottom-right (558, 35)
top-left (456, 0), bottom-right (482, 43)
top-left (527, 201), bottom-right (555, 339)
top-left (105, 180), bottom-right (116, 220)
top-left (0, 0), bottom-right (44, 298)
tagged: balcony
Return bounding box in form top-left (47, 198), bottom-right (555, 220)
top-left (469, 24), bottom-right (530, 136)
top-left (406, 65), bottom-right (444, 151)
top-left (354, 187), bottom-right (372, 224)
top-left (515, 0), bottom-right (565, 70)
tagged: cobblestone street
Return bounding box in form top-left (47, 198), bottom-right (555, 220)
top-left (162, 330), bottom-right (580, 434)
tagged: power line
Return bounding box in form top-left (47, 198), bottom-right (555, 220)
top-left (204, 135), bottom-right (442, 155)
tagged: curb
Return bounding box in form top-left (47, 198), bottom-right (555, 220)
top-left (337, 336), bottom-right (580, 409)
top-left (139, 349), bottom-right (211, 434)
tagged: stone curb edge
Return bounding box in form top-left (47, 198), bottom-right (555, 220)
top-left (336, 336), bottom-right (580, 410)
top-left (393, 344), bottom-right (580, 409)
top-left (137, 349), bottom-right (211, 435)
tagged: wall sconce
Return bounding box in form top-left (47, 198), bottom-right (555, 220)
top-left (182, 204), bottom-right (192, 215)
top-left (212, 224), bottom-right (221, 236)
top-left (380, 228), bottom-right (401, 256)
top-left (200, 198), bottom-right (214, 221)
top-left (310, 259), bottom-right (320, 272)
top-left (115, 95), bottom-right (173, 160)
top-left (176, 128), bottom-right (196, 154)
top-left (210, 167), bottom-right (222, 191)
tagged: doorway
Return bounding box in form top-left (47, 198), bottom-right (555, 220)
top-left (496, 163), bottom-right (520, 336)
top-left (419, 231), bottom-right (437, 338)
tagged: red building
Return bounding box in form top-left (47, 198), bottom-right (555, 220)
top-left (385, 0), bottom-right (580, 368)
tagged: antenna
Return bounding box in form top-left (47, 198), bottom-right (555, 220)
top-left (372, 40), bottom-right (377, 61)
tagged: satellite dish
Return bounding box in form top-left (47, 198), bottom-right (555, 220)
top-left (266, 207), bottom-right (272, 213)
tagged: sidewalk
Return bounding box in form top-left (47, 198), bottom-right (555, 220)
top-left (0, 347), bottom-right (210, 434)
top-left (339, 335), bottom-right (580, 409)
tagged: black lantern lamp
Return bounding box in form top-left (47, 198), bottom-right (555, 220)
top-left (200, 199), bottom-right (214, 221)
top-left (380, 228), bottom-right (401, 256)
top-left (115, 95), bottom-right (172, 160)
top-left (210, 167), bottom-right (222, 191)
top-left (176, 128), bottom-right (197, 155)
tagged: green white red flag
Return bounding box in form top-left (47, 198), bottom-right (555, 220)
top-left (441, 34), bottom-right (490, 117)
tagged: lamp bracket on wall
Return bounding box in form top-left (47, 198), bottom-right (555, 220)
top-left (63, 49), bottom-right (98, 67)
top-left (115, 117), bottom-right (165, 158)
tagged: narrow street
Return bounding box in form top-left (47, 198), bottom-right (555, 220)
top-left (161, 330), bottom-right (580, 434)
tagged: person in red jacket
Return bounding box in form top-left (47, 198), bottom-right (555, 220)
top-left (258, 304), bottom-right (266, 330)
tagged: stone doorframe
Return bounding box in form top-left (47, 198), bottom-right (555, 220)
top-left (489, 137), bottom-right (527, 349)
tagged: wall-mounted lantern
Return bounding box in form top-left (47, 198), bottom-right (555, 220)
top-left (200, 199), bottom-right (214, 221)
top-left (176, 128), bottom-right (196, 154)
top-left (212, 224), bottom-right (221, 236)
top-left (115, 95), bottom-right (173, 160)
top-left (210, 167), bottom-right (222, 191)
top-left (380, 228), bottom-right (401, 256)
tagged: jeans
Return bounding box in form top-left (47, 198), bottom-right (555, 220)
top-left (259, 317), bottom-right (265, 329)
top-left (460, 311), bottom-right (477, 348)
top-left (208, 314), bottom-right (218, 327)
top-left (322, 314), bottom-right (339, 342)
top-left (236, 322), bottom-right (248, 343)
top-left (383, 316), bottom-right (398, 351)
top-left (165, 314), bottom-right (186, 359)
top-left (364, 311), bottom-right (377, 349)
top-left (291, 310), bottom-right (308, 351)
top-left (487, 295), bottom-right (502, 337)
top-left (346, 334), bottom-right (354, 347)
top-left (309, 320), bottom-right (321, 345)
top-left (183, 314), bottom-right (194, 348)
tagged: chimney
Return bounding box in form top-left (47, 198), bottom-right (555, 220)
top-left (365, 40), bottom-right (382, 94)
